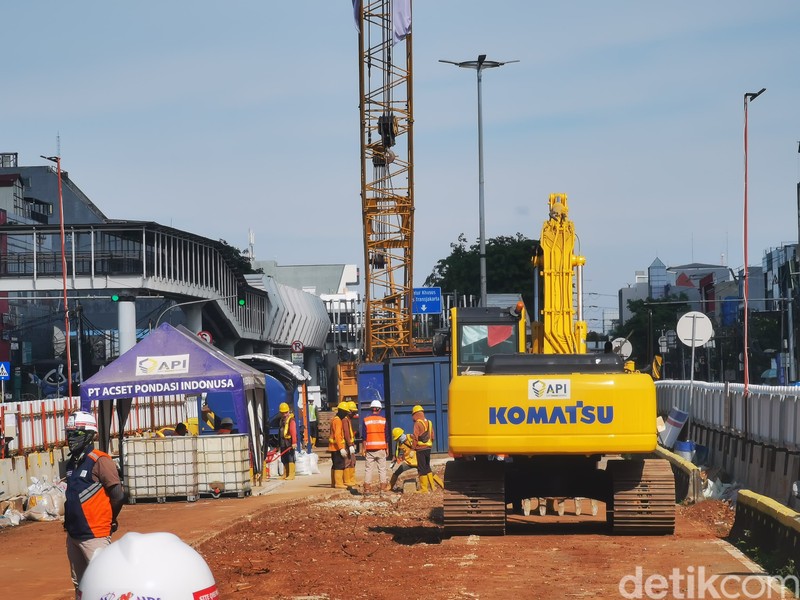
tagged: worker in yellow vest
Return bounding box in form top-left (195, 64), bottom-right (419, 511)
top-left (278, 402), bottom-right (297, 480)
top-left (411, 404), bottom-right (441, 493)
top-left (342, 401), bottom-right (359, 490)
top-left (361, 400), bottom-right (389, 493)
top-left (390, 427), bottom-right (417, 491)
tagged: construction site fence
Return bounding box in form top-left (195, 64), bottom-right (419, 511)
top-left (1, 394), bottom-right (191, 456)
top-left (655, 381), bottom-right (800, 451)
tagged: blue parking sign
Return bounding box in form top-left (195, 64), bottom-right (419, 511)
top-left (412, 287), bottom-right (442, 315)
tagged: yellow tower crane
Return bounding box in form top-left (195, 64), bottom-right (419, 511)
top-left (356, 0), bottom-right (414, 362)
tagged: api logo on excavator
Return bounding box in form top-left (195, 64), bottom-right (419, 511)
top-left (528, 379), bottom-right (570, 400)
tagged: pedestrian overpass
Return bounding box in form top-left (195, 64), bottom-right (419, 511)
top-left (0, 222), bottom-right (330, 353)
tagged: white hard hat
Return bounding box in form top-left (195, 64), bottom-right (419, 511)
top-left (66, 410), bottom-right (98, 433)
top-left (77, 532), bottom-right (217, 599)
top-left (369, 400), bottom-right (382, 409)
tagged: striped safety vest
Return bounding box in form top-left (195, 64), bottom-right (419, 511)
top-left (363, 413), bottom-right (387, 451)
top-left (65, 450), bottom-right (114, 540)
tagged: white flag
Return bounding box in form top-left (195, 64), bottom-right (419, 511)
top-left (352, 0), bottom-right (361, 33)
top-left (392, 0), bottom-right (411, 44)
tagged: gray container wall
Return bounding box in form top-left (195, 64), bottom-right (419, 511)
top-left (387, 356), bottom-right (450, 454)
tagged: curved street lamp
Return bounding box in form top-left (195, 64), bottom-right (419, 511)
top-left (440, 55), bottom-right (518, 307)
top-left (743, 87), bottom-right (766, 398)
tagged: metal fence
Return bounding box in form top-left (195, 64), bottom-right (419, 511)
top-left (656, 381), bottom-right (800, 451)
top-left (1, 395), bottom-right (189, 455)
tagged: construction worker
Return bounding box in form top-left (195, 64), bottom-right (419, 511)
top-left (307, 393), bottom-right (319, 447)
top-left (64, 410), bottom-right (125, 595)
top-left (327, 402), bottom-right (348, 489)
top-left (411, 404), bottom-right (438, 492)
top-left (155, 422), bottom-right (188, 437)
top-left (390, 427), bottom-right (417, 491)
top-left (216, 417), bottom-right (235, 434)
top-left (77, 532), bottom-right (218, 598)
top-left (342, 400), bottom-right (359, 490)
top-left (362, 399), bottom-right (389, 493)
top-left (278, 402), bottom-right (297, 480)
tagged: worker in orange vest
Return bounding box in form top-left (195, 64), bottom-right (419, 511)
top-left (361, 399), bottom-right (389, 493)
top-left (278, 402), bottom-right (297, 480)
top-left (327, 402), bottom-right (348, 489)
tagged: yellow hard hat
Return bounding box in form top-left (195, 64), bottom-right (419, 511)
top-left (279, 402), bottom-right (290, 413)
top-left (346, 401), bottom-right (358, 412)
top-left (412, 404), bottom-right (424, 415)
top-left (392, 427), bottom-right (405, 441)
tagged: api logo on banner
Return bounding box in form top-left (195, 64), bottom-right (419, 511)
top-left (135, 354), bottom-right (190, 376)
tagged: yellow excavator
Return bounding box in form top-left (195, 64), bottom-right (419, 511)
top-left (442, 194), bottom-right (675, 535)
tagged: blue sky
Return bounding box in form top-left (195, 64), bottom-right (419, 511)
top-left (3, 2), bottom-right (799, 331)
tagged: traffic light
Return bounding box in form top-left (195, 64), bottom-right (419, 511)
top-left (237, 290), bottom-right (246, 307)
top-left (111, 294), bottom-right (120, 302)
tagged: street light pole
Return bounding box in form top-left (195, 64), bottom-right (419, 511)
top-left (743, 88), bottom-right (766, 397)
top-left (41, 154), bottom-right (73, 401)
top-left (440, 55), bottom-right (518, 307)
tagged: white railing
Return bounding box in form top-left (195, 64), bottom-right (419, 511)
top-left (656, 381), bottom-right (800, 451)
top-left (1, 395), bottom-right (189, 455)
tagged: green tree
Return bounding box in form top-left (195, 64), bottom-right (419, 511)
top-left (424, 233), bottom-right (536, 311)
top-left (217, 239), bottom-right (263, 275)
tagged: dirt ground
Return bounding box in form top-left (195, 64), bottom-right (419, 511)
top-left (3, 459), bottom-right (788, 600)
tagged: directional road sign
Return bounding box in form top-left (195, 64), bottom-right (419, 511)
top-left (412, 287), bottom-right (442, 315)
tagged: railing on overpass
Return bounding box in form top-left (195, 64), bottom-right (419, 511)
top-left (0, 222), bottom-right (269, 340)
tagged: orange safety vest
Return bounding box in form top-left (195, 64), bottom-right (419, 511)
top-left (328, 415), bottom-right (346, 451)
top-left (363, 414), bottom-right (387, 451)
top-left (65, 450), bottom-right (114, 539)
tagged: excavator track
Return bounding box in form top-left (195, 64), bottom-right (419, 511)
top-left (443, 460), bottom-right (506, 536)
top-left (607, 458), bottom-right (675, 535)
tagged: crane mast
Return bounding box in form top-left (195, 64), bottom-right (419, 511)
top-left (357, 0), bottom-right (414, 362)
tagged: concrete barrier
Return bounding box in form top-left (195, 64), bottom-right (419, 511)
top-left (731, 489), bottom-right (800, 578)
top-left (0, 448), bottom-right (67, 501)
top-left (654, 446), bottom-right (704, 504)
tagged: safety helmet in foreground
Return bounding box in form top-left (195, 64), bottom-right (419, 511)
top-left (369, 399), bottom-right (382, 409)
top-left (77, 531), bottom-right (217, 600)
top-left (412, 404), bottom-right (424, 415)
top-left (279, 402), bottom-right (290, 413)
top-left (392, 427), bottom-right (405, 441)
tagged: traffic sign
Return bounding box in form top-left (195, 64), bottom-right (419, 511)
top-left (676, 311), bottom-right (713, 348)
top-left (412, 287), bottom-right (442, 315)
top-left (291, 340), bottom-right (305, 353)
top-left (0, 361), bottom-right (9, 381)
top-left (197, 330), bottom-right (213, 344)
top-left (611, 337), bottom-right (632, 359)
